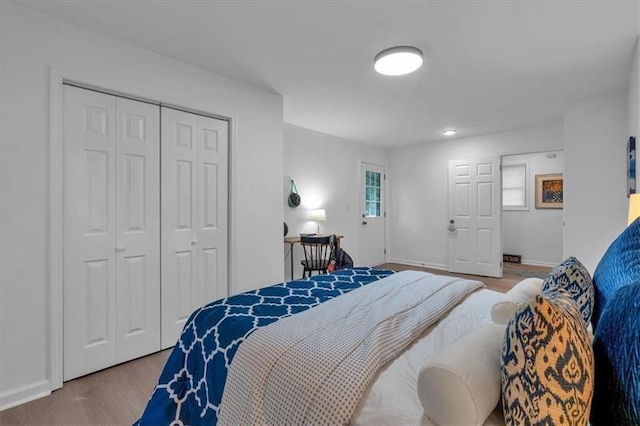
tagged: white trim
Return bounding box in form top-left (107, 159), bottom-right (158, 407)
top-left (49, 68), bottom-right (64, 391)
top-left (47, 67), bottom-right (237, 396)
top-left (385, 258), bottom-right (448, 271)
top-left (0, 380), bottom-right (51, 411)
top-left (387, 257), bottom-right (554, 270)
top-left (228, 116), bottom-right (239, 296)
top-left (520, 259), bottom-right (557, 268)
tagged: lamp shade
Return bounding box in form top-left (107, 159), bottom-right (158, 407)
top-left (309, 208), bottom-right (326, 222)
top-left (629, 194), bottom-right (640, 225)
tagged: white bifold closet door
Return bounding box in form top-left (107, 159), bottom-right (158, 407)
top-left (161, 107), bottom-right (229, 349)
top-left (63, 85), bottom-right (160, 380)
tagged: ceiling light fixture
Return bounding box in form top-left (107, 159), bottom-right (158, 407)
top-left (443, 129), bottom-right (457, 136)
top-left (374, 46), bottom-right (423, 76)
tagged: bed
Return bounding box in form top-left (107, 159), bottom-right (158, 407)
top-left (137, 219), bottom-right (640, 425)
top-left (136, 267), bottom-right (505, 425)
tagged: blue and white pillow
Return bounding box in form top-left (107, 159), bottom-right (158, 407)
top-left (541, 256), bottom-right (594, 325)
top-left (501, 293), bottom-right (594, 425)
top-left (592, 218), bottom-right (640, 328)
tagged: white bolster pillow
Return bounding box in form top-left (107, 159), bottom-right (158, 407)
top-left (490, 277), bottom-right (543, 324)
top-left (417, 323), bottom-right (506, 426)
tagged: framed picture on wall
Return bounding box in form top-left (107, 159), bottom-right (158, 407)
top-left (535, 173), bottom-right (563, 209)
top-left (628, 136), bottom-right (636, 197)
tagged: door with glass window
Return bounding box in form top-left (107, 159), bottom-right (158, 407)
top-left (360, 162), bottom-right (386, 266)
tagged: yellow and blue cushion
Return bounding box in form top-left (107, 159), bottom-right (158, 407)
top-left (591, 282), bottom-right (640, 425)
top-left (541, 256), bottom-right (594, 324)
top-left (501, 294), bottom-right (594, 425)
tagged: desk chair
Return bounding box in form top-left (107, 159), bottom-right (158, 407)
top-left (300, 235), bottom-right (333, 278)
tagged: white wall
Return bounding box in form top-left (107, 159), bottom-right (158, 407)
top-left (388, 124), bottom-right (564, 269)
top-left (0, 4), bottom-right (283, 407)
top-left (283, 124), bottom-right (389, 279)
top-left (564, 91), bottom-right (628, 273)
top-left (502, 151), bottom-right (564, 266)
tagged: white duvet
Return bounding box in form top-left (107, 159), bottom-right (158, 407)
top-left (352, 287), bottom-right (505, 426)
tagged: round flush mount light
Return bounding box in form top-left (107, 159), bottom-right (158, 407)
top-left (374, 46), bottom-right (423, 76)
top-left (443, 129), bottom-right (457, 136)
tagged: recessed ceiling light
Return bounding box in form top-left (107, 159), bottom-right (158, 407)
top-left (374, 46), bottom-right (423, 76)
top-left (443, 129), bottom-right (457, 136)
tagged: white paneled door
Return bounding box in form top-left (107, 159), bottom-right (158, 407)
top-left (161, 107), bottom-right (229, 349)
top-left (115, 97), bottom-right (161, 362)
top-left (360, 162), bottom-right (386, 266)
top-left (63, 86), bottom-right (160, 380)
top-left (447, 157), bottom-right (502, 278)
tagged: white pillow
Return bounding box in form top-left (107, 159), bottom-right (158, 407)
top-left (490, 277), bottom-right (543, 324)
top-left (417, 323), bottom-right (506, 426)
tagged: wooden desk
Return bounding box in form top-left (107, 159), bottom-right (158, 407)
top-left (284, 234), bottom-right (343, 281)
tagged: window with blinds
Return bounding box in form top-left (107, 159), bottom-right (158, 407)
top-left (502, 163), bottom-right (528, 210)
top-left (364, 170), bottom-right (382, 217)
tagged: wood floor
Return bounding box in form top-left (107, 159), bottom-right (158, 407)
top-left (0, 262), bottom-right (551, 425)
top-left (378, 262), bottom-right (551, 293)
top-left (0, 350), bottom-right (171, 425)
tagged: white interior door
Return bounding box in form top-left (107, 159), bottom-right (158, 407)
top-left (63, 86), bottom-right (161, 380)
top-left (161, 108), bottom-right (228, 349)
top-left (63, 85), bottom-right (118, 380)
top-left (195, 114), bottom-right (228, 307)
top-left (360, 162), bottom-right (386, 266)
top-left (447, 157), bottom-right (502, 278)
top-left (115, 97), bottom-right (161, 363)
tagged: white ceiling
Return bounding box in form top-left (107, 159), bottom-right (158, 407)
top-left (13, 0), bottom-right (639, 147)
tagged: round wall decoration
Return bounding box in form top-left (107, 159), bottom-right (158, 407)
top-left (288, 179), bottom-right (301, 208)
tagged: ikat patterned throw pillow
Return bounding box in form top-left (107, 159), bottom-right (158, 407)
top-left (541, 256), bottom-right (594, 325)
top-left (501, 294), bottom-right (594, 426)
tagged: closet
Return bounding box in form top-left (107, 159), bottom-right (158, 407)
top-left (160, 107), bottom-right (228, 348)
top-left (62, 85), bottom-right (228, 380)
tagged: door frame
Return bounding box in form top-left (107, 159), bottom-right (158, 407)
top-left (359, 161), bottom-right (387, 266)
top-left (499, 148), bottom-right (565, 267)
top-left (48, 68), bottom-right (236, 391)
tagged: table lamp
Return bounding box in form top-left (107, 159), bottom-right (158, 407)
top-left (629, 194), bottom-right (640, 225)
top-left (309, 208), bottom-right (326, 234)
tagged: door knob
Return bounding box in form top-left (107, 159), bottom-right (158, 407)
top-left (447, 219), bottom-right (457, 233)
top-left (362, 221), bottom-right (368, 225)
top-left (190, 239), bottom-right (198, 246)
top-left (115, 244), bottom-right (126, 252)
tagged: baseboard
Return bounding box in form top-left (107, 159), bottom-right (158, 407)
top-left (387, 258), bottom-right (555, 270)
top-left (385, 258), bottom-right (448, 271)
top-left (0, 380), bottom-right (50, 411)
top-left (520, 259), bottom-right (557, 267)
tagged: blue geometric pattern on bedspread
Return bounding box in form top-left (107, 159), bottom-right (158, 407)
top-left (136, 267), bottom-right (395, 426)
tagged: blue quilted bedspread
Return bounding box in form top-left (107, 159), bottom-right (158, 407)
top-left (136, 267), bottom-right (395, 426)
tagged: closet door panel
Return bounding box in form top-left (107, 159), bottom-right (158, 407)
top-left (161, 108), bottom-right (198, 348)
top-left (115, 97), bottom-right (161, 362)
top-left (197, 115), bottom-right (229, 304)
top-left (63, 85), bottom-right (117, 380)
top-left (161, 109), bottom-right (229, 349)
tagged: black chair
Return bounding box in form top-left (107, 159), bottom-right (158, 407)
top-left (300, 235), bottom-right (333, 278)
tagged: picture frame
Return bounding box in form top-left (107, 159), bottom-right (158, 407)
top-left (628, 136), bottom-right (636, 197)
top-left (535, 173), bottom-right (563, 209)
